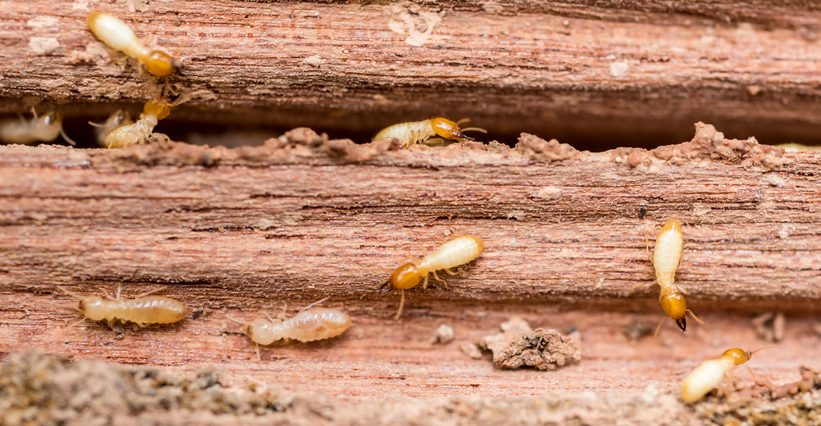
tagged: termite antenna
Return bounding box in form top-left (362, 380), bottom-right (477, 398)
top-left (749, 345), bottom-right (777, 357)
top-left (56, 285), bottom-right (85, 300)
top-left (59, 127), bottom-right (77, 146)
top-left (378, 281), bottom-right (392, 293)
top-left (686, 309), bottom-right (704, 325)
top-left (133, 285), bottom-right (168, 299)
top-left (299, 297), bottom-right (329, 312)
top-left (653, 318), bottom-right (665, 337)
top-left (224, 314), bottom-right (248, 326)
top-left (88, 120), bottom-right (107, 128)
top-left (456, 118), bottom-right (471, 125)
top-left (460, 127), bottom-right (488, 134)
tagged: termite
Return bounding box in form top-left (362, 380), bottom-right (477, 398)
top-left (87, 11), bottom-right (175, 77)
top-left (380, 235), bottom-right (484, 319)
top-left (227, 299), bottom-right (351, 356)
top-left (89, 109), bottom-right (134, 147)
top-left (373, 117), bottom-right (487, 148)
top-left (0, 109), bottom-right (76, 146)
top-left (58, 284), bottom-right (188, 329)
top-left (102, 99), bottom-right (171, 148)
top-left (680, 347), bottom-right (772, 403)
top-left (650, 219), bottom-right (702, 333)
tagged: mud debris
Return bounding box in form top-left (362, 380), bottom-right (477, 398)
top-left (514, 133), bottom-right (580, 162)
top-left (430, 324), bottom-right (454, 345)
top-left (477, 317), bottom-right (581, 371)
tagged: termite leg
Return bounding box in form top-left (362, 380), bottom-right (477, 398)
top-left (425, 137), bottom-right (446, 146)
top-left (115, 283), bottom-right (122, 300)
top-left (263, 312), bottom-right (276, 323)
top-left (255, 343), bottom-right (261, 361)
top-left (56, 285), bottom-right (85, 301)
top-left (30, 107), bottom-right (38, 120)
top-left (394, 290), bottom-right (406, 320)
top-left (431, 270), bottom-right (447, 287)
top-left (224, 314), bottom-right (247, 326)
top-left (629, 281), bottom-right (656, 295)
top-left (422, 274), bottom-right (430, 289)
top-left (653, 318), bottom-right (665, 337)
top-left (444, 268), bottom-right (458, 276)
top-left (643, 225), bottom-right (653, 263)
top-left (686, 309), bottom-right (704, 325)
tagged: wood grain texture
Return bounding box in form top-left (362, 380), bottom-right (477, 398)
top-left (1, 1), bottom-right (819, 147)
top-left (0, 124), bottom-right (819, 404)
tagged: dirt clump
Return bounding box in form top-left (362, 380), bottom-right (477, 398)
top-left (514, 133), bottom-right (580, 162)
top-left (430, 324), bottom-right (454, 345)
top-left (751, 312), bottom-right (786, 343)
top-left (692, 366), bottom-right (820, 425)
top-left (0, 350), bottom-right (291, 425)
top-left (477, 317), bottom-right (581, 371)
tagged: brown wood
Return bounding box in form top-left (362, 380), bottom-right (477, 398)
top-left (1, 1), bottom-right (819, 148)
top-left (0, 124), bottom-right (819, 419)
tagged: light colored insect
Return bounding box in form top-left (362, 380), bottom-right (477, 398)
top-left (0, 109), bottom-right (75, 146)
top-left (650, 219), bottom-right (702, 333)
top-left (89, 110), bottom-right (134, 147)
top-left (373, 117), bottom-right (487, 148)
top-left (776, 143), bottom-right (821, 153)
top-left (227, 300), bottom-right (351, 357)
top-left (380, 235), bottom-right (484, 319)
top-left (680, 347), bottom-right (771, 403)
top-left (58, 284), bottom-right (188, 329)
top-left (87, 11), bottom-right (175, 77)
top-left (103, 99), bottom-right (171, 148)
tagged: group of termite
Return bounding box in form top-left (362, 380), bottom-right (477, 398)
top-left (8, 11), bottom-right (789, 405)
top-left (0, 11), bottom-right (487, 148)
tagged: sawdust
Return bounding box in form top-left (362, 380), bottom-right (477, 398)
top-left (477, 317), bottom-right (581, 371)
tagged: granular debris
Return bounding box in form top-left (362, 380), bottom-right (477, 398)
top-left (477, 317), bottom-right (581, 371)
top-left (692, 366), bottom-right (820, 425)
top-left (430, 324), bottom-right (454, 345)
top-left (514, 133), bottom-right (580, 162)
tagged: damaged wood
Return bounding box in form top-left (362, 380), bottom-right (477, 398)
top-left (2, 1), bottom-right (820, 146)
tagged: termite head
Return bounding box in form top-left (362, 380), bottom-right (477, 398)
top-left (247, 318), bottom-right (276, 345)
top-left (430, 117), bottom-right (486, 142)
top-left (659, 286), bottom-right (687, 331)
top-left (144, 50), bottom-right (175, 77)
top-left (34, 112), bottom-right (63, 141)
top-left (143, 99), bottom-right (172, 120)
top-left (721, 347), bottom-right (752, 365)
top-left (386, 262), bottom-right (422, 290)
top-left (78, 296), bottom-right (107, 321)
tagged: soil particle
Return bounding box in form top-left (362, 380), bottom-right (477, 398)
top-left (514, 133), bottom-right (581, 162)
top-left (477, 317), bottom-right (581, 371)
top-left (430, 324), bottom-right (454, 345)
top-left (0, 350), bottom-right (291, 425)
top-left (652, 122), bottom-right (792, 169)
top-left (459, 342), bottom-right (484, 359)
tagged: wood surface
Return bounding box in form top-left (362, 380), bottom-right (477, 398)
top-left (1, 0), bottom-right (819, 147)
top-left (0, 124), bottom-right (819, 406)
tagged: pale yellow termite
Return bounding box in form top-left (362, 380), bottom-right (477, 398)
top-left (680, 347), bottom-right (771, 403)
top-left (89, 110), bottom-right (134, 147)
top-left (0, 109), bottom-right (76, 146)
top-left (227, 300), bottom-right (351, 356)
top-left (87, 11), bottom-right (175, 77)
top-left (651, 219), bottom-right (702, 333)
top-left (776, 143), bottom-right (821, 153)
top-left (380, 235), bottom-right (484, 319)
top-left (373, 117), bottom-right (487, 148)
top-left (103, 99), bottom-right (171, 148)
top-left (58, 284), bottom-right (188, 329)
